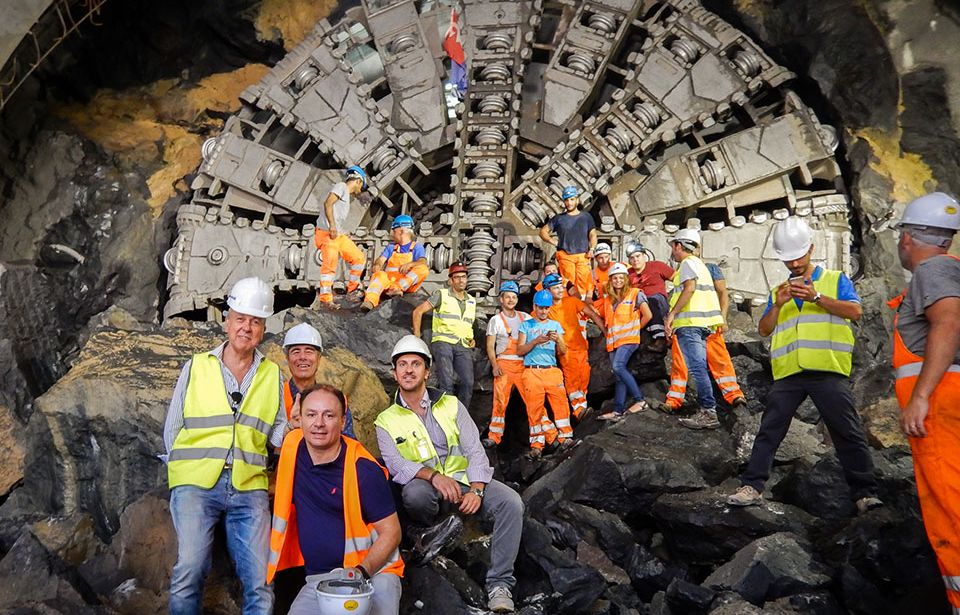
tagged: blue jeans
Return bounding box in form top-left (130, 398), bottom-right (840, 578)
top-left (169, 471), bottom-right (272, 615)
top-left (610, 344), bottom-right (644, 413)
top-left (675, 326), bottom-right (716, 410)
top-left (431, 341), bottom-right (475, 409)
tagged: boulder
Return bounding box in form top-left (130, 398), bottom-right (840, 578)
top-left (31, 513), bottom-right (105, 567)
top-left (398, 564), bottom-right (468, 615)
top-left (665, 577), bottom-right (716, 612)
top-left (0, 402), bottom-right (26, 498)
top-left (730, 408), bottom-right (827, 467)
top-left (860, 397), bottom-right (908, 449)
top-left (706, 591), bottom-right (763, 614)
top-left (0, 529), bottom-right (97, 610)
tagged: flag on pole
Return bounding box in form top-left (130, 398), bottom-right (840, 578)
top-left (442, 8), bottom-right (467, 95)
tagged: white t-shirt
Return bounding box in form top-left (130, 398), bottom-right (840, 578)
top-left (316, 181), bottom-right (350, 231)
top-left (486, 311), bottom-right (529, 360)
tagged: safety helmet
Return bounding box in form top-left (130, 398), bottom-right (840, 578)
top-left (894, 192), bottom-right (960, 231)
top-left (772, 216), bottom-right (813, 261)
top-left (226, 277), bottom-right (274, 318)
top-left (315, 574), bottom-right (374, 615)
top-left (391, 214), bottom-right (415, 230)
top-left (283, 323), bottom-right (323, 351)
top-left (448, 262), bottom-right (468, 277)
top-left (345, 165), bottom-right (367, 189)
top-left (562, 185), bottom-right (579, 200)
top-left (608, 263), bottom-right (629, 277)
top-left (499, 280), bottom-right (520, 295)
top-left (594, 242), bottom-right (612, 255)
top-left (533, 289), bottom-right (554, 307)
top-left (391, 334), bottom-right (432, 367)
top-left (542, 273), bottom-right (563, 288)
top-left (625, 241), bottom-right (645, 257)
top-left (671, 228), bottom-right (701, 249)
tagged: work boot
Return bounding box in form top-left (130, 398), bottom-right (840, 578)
top-left (726, 485), bottom-right (763, 507)
top-left (856, 496), bottom-right (884, 515)
top-left (557, 438), bottom-right (578, 452)
top-left (525, 448), bottom-right (542, 461)
top-left (655, 401), bottom-right (684, 415)
top-left (309, 294), bottom-right (326, 310)
top-left (482, 437), bottom-right (497, 449)
top-left (359, 300), bottom-right (374, 312)
top-left (730, 396), bottom-right (747, 408)
top-left (487, 586), bottom-right (515, 613)
top-left (410, 515), bottom-right (464, 565)
top-left (679, 409), bottom-right (720, 430)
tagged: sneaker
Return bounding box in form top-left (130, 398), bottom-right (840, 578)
top-left (411, 515), bottom-right (464, 565)
top-left (726, 485), bottom-right (763, 507)
top-left (730, 396), bottom-right (747, 408)
top-left (482, 437), bottom-right (497, 449)
top-left (487, 585), bottom-right (515, 613)
top-left (359, 300), bottom-right (374, 312)
top-left (856, 496), bottom-right (884, 515)
top-left (679, 409), bottom-right (720, 430)
top-left (525, 448), bottom-right (542, 460)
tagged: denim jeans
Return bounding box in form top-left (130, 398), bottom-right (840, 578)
top-left (431, 341), bottom-right (475, 409)
top-left (169, 471), bottom-right (272, 615)
top-left (610, 343), bottom-right (644, 413)
top-left (674, 326), bottom-right (716, 410)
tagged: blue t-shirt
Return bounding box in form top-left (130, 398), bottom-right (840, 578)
top-left (762, 266), bottom-right (860, 316)
top-left (547, 211), bottom-right (595, 254)
top-left (380, 241), bottom-right (426, 262)
top-left (518, 318), bottom-right (564, 367)
top-left (706, 263), bottom-right (724, 281)
top-left (289, 381), bottom-right (355, 438)
top-left (293, 439), bottom-right (396, 575)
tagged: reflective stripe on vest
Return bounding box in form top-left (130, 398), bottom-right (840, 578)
top-left (668, 256), bottom-right (723, 329)
top-left (168, 353), bottom-right (280, 491)
top-left (267, 431), bottom-right (404, 583)
top-left (769, 269), bottom-right (855, 380)
top-left (374, 394), bottom-right (469, 485)
top-left (432, 289), bottom-right (476, 347)
top-left (602, 287), bottom-right (643, 351)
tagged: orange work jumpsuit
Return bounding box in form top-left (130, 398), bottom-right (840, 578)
top-left (557, 250), bottom-right (594, 299)
top-left (665, 331), bottom-right (744, 408)
top-left (315, 230), bottom-right (367, 303)
top-left (890, 272), bottom-right (960, 610)
top-left (520, 319), bottom-right (573, 449)
top-left (487, 311), bottom-right (530, 445)
top-left (363, 242), bottom-right (430, 308)
top-left (548, 296), bottom-right (591, 419)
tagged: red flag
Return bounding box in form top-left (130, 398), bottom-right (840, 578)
top-left (442, 8), bottom-right (465, 65)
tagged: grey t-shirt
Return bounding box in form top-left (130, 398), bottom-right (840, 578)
top-left (316, 181), bottom-right (350, 231)
top-left (896, 255), bottom-right (960, 363)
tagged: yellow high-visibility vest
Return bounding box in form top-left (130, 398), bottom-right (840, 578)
top-left (432, 289), bottom-right (476, 347)
top-left (770, 269), bottom-right (855, 380)
top-left (668, 255), bottom-right (724, 329)
top-left (168, 353), bottom-right (280, 491)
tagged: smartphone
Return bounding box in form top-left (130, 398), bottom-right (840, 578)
top-left (788, 275), bottom-right (805, 284)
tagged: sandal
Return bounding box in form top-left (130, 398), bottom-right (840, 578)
top-left (597, 411), bottom-right (624, 422)
top-left (627, 401), bottom-right (649, 414)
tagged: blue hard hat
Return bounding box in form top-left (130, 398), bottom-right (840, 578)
top-left (391, 214), bottom-right (414, 230)
top-left (542, 273), bottom-right (563, 288)
top-left (562, 185), bottom-right (579, 200)
top-left (346, 165), bottom-right (367, 188)
top-left (499, 280), bottom-right (520, 295)
top-left (533, 289), bottom-right (554, 307)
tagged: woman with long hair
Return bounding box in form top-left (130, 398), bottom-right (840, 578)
top-left (596, 263), bottom-right (653, 420)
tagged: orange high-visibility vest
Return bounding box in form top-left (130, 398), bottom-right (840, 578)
top-left (602, 287), bottom-right (643, 351)
top-left (283, 381), bottom-right (295, 421)
top-left (266, 431), bottom-right (404, 583)
top-left (384, 242), bottom-right (418, 272)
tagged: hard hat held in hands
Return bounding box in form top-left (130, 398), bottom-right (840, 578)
top-left (226, 277), bottom-right (274, 318)
top-left (772, 217), bottom-right (813, 261)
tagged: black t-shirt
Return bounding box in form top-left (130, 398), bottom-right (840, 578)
top-left (548, 211), bottom-right (595, 254)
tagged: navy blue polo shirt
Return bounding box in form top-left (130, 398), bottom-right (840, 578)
top-left (293, 438), bottom-right (397, 575)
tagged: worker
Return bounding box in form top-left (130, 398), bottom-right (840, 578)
top-left (534, 260), bottom-right (561, 292)
top-left (543, 272), bottom-right (604, 421)
top-left (412, 262), bottom-right (476, 410)
top-left (517, 290), bottom-right (578, 458)
top-left (888, 192), bottom-right (960, 608)
top-left (281, 322), bottom-right (355, 438)
top-left (726, 216), bottom-right (882, 513)
top-left (375, 335), bottom-right (524, 613)
top-left (664, 262), bottom-right (746, 414)
top-left (592, 242), bottom-right (615, 300)
top-left (360, 214), bottom-right (430, 311)
top-left (662, 229), bottom-right (725, 429)
top-left (314, 165), bottom-right (369, 308)
top-left (163, 277), bottom-right (288, 615)
top-left (269, 385), bottom-right (403, 615)
top-left (483, 281), bottom-right (530, 448)
top-left (594, 263), bottom-right (654, 421)
top-left (626, 241), bottom-right (672, 341)
top-left (539, 185), bottom-right (598, 299)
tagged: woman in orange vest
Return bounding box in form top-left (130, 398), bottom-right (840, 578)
top-left (594, 263), bottom-right (653, 421)
top-left (269, 384), bottom-right (404, 615)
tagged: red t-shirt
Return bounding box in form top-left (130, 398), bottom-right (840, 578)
top-left (629, 260), bottom-right (674, 298)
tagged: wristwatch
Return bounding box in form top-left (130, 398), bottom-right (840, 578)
top-left (470, 488), bottom-right (485, 500)
top-left (812, 292), bottom-right (823, 304)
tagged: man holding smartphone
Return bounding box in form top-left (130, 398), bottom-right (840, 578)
top-left (726, 217), bottom-right (882, 514)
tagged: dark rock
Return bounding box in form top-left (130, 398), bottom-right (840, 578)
top-left (900, 67), bottom-right (960, 199)
top-left (705, 590), bottom-right (762, 614)
top-left (770, 456), bottom-right (855, 520)
top-left (577, 540), bottom-right (631, 585)
top-left (110, 490), bottom-right (176, 593)
top-left (730, 409), bottom-right (826, 468)
top-left (426, 555), bottom-right (486, 609)
top-left (0, 530), bottom-right (98, 609)
top-left (625, 542), bottom-right (685, 601)
top-left (665, 578), bottom-right (716, 613)
top-left (522, 441), bottom-right (632, 517)
top-left (399, 564), bottom-right (468, 615)
top-left (554, 501), bottom-right (638, 566)
top-left (703, 532), bottom-right (830, 605)
top-left (764, 591), bottom-right (845, 615)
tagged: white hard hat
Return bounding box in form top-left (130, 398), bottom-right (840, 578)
top-left (894, 192), bottom-right (960, 231)
top-left (608, 262), bottom-right (629, 277)
top-left (315, 571), bottom-right (373, 615)
top-left (594, 242), bottom-right (612, 255)
top-left (671, 228), bottom-right (701, 248)
top-left (391, 334), bottom-right (432, 367)
top-left (772, 217), bottom-right (813, 261)
top-left (226, 277), bottom-right (274, 318)
top-left (283, 323), bottom-right (323, 350)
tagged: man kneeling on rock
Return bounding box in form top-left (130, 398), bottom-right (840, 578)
top-left (268, 384), bottom-right (403, 615)
top-left (375, 335), bottom-right (524, 613)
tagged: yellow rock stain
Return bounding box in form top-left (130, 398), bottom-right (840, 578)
top-left (850, 126), bottom-right (936, 203)
top-left (255, 0), bottom-right (338, 50)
